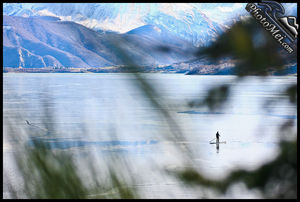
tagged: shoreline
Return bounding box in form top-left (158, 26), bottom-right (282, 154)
top-left (2, 67), bottom-right (181, 74)
top-left (3, 71), bottom-right (297, 76)
top-left (3, 67), bottom-right (298, 77)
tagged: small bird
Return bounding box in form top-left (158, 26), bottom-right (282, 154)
top-left (26, 120), bottom-right (31, 125)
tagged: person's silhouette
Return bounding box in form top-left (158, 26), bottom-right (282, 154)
top-left (216, 131), bottom-right (220, 142)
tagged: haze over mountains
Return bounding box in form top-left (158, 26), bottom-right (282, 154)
top-left (3, 15), bottom-right (197, 68)
top-left (3, 3), bottom-right (224, 69)
top-left (3, 3), bottom-right (226, 46)
top-left (3, 3), bottom-right (297, 72)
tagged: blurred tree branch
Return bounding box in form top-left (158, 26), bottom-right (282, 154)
top-left (174, 17), bottom-right (297, 199)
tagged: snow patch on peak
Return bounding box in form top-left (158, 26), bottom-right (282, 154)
top-left (36, 9), bottom-right (59, 17)
top-left (92, 12), bottom-right (146, 33)
top-left (158, 3), bottom-right (195, 20)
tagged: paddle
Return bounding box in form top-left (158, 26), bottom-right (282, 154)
top-left (209, 138), bottom-right (216, 143)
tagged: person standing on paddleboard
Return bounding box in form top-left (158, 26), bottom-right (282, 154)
top-left (216, 131), bottom-right (220, 143)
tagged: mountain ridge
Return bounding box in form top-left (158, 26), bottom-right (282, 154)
top-left (3, 3), bottom-right (226, 47)
top-left (3, 15), bottom-right (198, 69)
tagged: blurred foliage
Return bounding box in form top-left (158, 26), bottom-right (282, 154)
top-left (175, 15), bottom-right (297, 199)
top-left (11, 139), bottom-right (140, 199)
top-left (285, 84), bottom-right (297, 105)
top-left (190, 17), bottom-right (297, 111)
top-left (5, 93), bottom-right (139, 199)
top-left (15, 142), bottom-right (87, 199)
top-left (189, 84), bottom-right (231, 112)
top-left (4, 13), bottom-right (297, 199)
top-left (197, 18), bottom-right (297, 77)
top-left (175, 139), bottom-right (297, 198)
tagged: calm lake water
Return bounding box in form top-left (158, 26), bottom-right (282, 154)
top-left (3, 73), bottom-right (297, 199)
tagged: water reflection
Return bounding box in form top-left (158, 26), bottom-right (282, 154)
top-left (3, 74), bottom-right (297, 198)
top-left (28, 136), bottom-right (159, 150)
top-left (178, 111), bottom-right (225, 115)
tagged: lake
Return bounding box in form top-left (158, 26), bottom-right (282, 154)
top-left (3, 73), bottom-right (297, 198)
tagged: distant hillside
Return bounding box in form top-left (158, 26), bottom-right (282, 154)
top-left (3, 15), bottom-right (197, 69)
top-left (3, 3), bottom-right (226, 47)
top-left (159, 58), bottom-right (297, 76)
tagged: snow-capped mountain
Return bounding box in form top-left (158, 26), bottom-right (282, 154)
top-left (3, 3), bottom-right (226, 47)
top-left (3, 15), bottom-right (197, 68)
top-left (3, 3), bottom-right (297, 70)
top-left (3, 3), bottom-right (297, 47)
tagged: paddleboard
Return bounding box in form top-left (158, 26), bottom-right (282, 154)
top-left (210, 141), bottom-right (226, 144)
